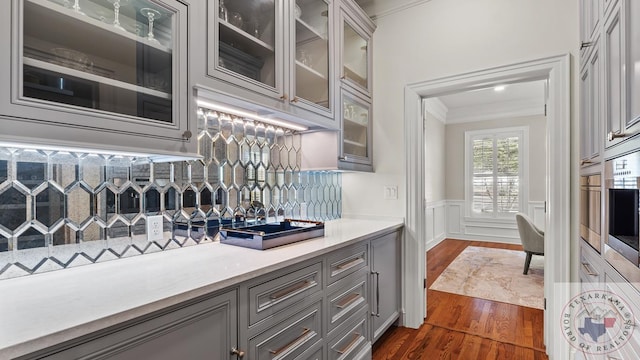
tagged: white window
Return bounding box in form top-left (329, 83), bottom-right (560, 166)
top-left (465, 127), bottom-right (528, 218)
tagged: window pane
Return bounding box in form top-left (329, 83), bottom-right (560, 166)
top-left (497, 136), bottom-right (519, 176)
top-left (497, 175), bottom-right (519, 213)
top-left (473, 137), bottom-right (493, 175)
top-left (472, 175), bottom-right (493, 214)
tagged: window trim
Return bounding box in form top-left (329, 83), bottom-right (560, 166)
top-left (464, 126), bottom-right (529, 219)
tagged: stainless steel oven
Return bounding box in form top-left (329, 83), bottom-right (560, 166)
top-left (580, 174), bottom-right (601, 252)
top-left (605, 152), bottom-right (640, 266)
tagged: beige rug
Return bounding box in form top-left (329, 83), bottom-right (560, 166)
top-left (430, 246), bottom-right (544, 309)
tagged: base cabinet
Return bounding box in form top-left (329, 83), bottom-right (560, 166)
top-left (22, 290), bottom-right (238, 360)
top-left (370, 231), bottom-right (400, 343)
top-left (20, 227), bottom-right (403, 360)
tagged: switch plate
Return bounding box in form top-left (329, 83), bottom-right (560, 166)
top-left (383, 185), bottom-right (398, 200)
top-left (147, 215), bottom-right (164, 241)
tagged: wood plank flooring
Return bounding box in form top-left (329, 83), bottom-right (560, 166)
top-left (372, 239), bottom-right (548, 360)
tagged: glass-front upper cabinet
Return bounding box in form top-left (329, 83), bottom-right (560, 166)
top-left (341, 89), bottom-right (371, 165)
top-left (340, 12), bottom-right (370, 94)
top-left (212, 0), bottom-right (281, 98)
top-left (3, 0), bottom-right (192, 155)
top-left (291, 0), bottom-right (332, 112)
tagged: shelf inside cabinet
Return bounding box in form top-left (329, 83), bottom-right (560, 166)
top-left (296, 18), bottom-right (327, 43)
top-left (344, 116), bottom-right (367, 127)
top-left (26, 0), bottom-right (173, 54)
top-left (219, 19), bottom-right (275, 57)
top-left (296, 61), bottom-right (326, 80)
top-left (343, 65), bottom-right (367, 88)
top-left (343, 139), bottom-right (366, 148)
top-left (24, 57), bottom-right (172, 100)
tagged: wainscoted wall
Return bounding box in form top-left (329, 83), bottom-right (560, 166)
top-left (425, 200), bottom-right (545, 250)
top-left (0, 110), bottom-right (342, 279)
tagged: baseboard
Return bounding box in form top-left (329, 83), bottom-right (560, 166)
top-left (426, 233), bottom-right (446, 251)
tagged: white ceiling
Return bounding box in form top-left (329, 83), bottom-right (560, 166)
top-left (428, 80), bottom-right (547, 124)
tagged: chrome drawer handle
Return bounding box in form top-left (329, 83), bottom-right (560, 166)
top-left (608, 131), bottom-right (627, 141)
top-left (581, 262), bottom-right (598, 276)
top-left (336, 293), bottom-right (361, 309)
top-left (269, 328), bottom-right (312, 355)
top-left (269, 279), bottom-right (314, 300)
top-left (372, 271), bottom-right (380, 317)
top-left (336, 257), bottom-right (365, 271)
top-left (336, 332), bottom-right (362, 354)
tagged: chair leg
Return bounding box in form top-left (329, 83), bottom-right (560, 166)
top-left (523, 252), bottom-right (532, 275)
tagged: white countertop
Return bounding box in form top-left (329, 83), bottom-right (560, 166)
top-left (0, 218), bottom-right (403, 359)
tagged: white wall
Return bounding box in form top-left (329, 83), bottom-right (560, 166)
top-left (444, 115), bottom-right (547, 201)
top-left (341, 0), bottom-right (578, 223)
top-left (424, 111), bottom-right (446, 203)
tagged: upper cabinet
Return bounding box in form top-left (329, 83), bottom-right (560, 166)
top-left (579, 0), bottom-right (640, 156)
top-left (0, 0), bottom-right (197, 157)
top-left (603, 0), bottom-right (640, 149)
top-left (206, 0), bottom-right (336, 127)
top-left (340, 5), bottom-right (371, 96)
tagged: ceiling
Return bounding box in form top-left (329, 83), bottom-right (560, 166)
top-left (426, 80), bottom-right (547, 124)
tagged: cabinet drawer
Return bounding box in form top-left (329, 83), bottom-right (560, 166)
top-left (295, 344), bottom-right (323, 360)
top-left (249, 262), bottom-right (323, 326)
top-left (248, 301), bottom-right (323, 360)
top-left (327, 271), bottom-right (368, 334)
top-left (580, 243), bottom-right (604, 283)
top-left (327, 310), bottom-right (369, 360)
top-left (604, 274), bottom-right (640, 356)
top-left (326, 243), bottom-right (368, 285)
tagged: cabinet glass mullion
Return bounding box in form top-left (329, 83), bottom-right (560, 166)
top-left (216, 0), bottom-right (277, 89)
top-left (21, 0), bottom-right (176, 123)
top-left (293, 0), bottom-right (330, 109)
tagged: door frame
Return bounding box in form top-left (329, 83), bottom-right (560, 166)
top-left (402, 54), bottom-right (571, 358)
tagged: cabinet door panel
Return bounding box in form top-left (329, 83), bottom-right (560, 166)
top-left (370, 231), bottom-right (400, 343)
top-left (39, 290), bottom-right (238, 360)
top-left (292, 0), bottom-right (332, 114)
top-left (580, 64), bottom-right (591, 160)
top-left (589, 39), bottom-right (601, 159)
top-left (209, 0), bottom-right (283, 98)
top-left (625, 0), bottom-right (640, 129)
top-left (604, 5), bottom-right (623, 147)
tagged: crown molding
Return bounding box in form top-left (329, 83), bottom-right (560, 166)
top-left (363, 0), bottom-right (432, 20)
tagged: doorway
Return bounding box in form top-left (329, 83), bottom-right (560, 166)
top-left (402, 55), bottom-right (571, 358)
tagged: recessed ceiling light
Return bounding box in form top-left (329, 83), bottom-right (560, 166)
top-left (494, 85), bottom-right (506, 92)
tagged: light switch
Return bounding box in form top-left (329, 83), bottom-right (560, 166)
top-left (383, 185), bottom-right (398, 200)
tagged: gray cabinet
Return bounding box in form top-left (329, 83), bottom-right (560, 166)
top-left (0, 0), bottom-right (198, 157)
top-left (204, 0), bottom-right (337, 128)
top-left (370, 231), bottom-right (401, 343)
top-left (21, 290), bottom-right (239, 360)
top-left (579, 36), bottom-right (602, 167)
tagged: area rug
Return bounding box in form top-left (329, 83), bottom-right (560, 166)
top-left (429, 246), bottom-right (544, 309)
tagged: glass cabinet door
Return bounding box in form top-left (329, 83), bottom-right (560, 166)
top-left (341, 18), bottom-right (369, 92)
top-left (341, 90), bottom-right (370, 164)
top-left (215, 0), bottom-right (279, 94)
top-left (21, 0), bottom-right (182, 124)
top-left (292, 0), bottom-right (331, 112)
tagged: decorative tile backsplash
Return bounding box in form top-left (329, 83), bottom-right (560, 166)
top-left (0, 109), bottom-right (341, 279)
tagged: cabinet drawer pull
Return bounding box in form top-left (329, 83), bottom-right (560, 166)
top-left (580, 41), bottom-right (594, 49)
top-left (580, 159), bottom-right (593, 166)
top-left (372, 271), bottom-right (380, 317)
top-left (280, 94), bottom-right (288, 100)
top-left (230, 347), bottom-right (245, 358)
top-left (336, 293), bottom-right (361, 309)
top-left (269, 279), bottom-right (313, 300)
top-left (336, 257), bottom-right (364, 271)
top-left (608, 131), bottom-right (627, 141)
top-left (581, 262), bottom-right (598, 276)
top-left (269, 328), bottom-right (312, 355)
top-left (336, 332), bottom-right (362, 354)
top-left (291, 96), bottom-right (299, 103)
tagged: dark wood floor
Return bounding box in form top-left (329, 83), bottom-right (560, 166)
top-left (372, 239), bottom-right (548, 360)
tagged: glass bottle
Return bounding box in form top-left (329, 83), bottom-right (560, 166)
top-left (219, 0), bottom-right (228, 21)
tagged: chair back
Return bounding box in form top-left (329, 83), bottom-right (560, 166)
top-left (515, 212), bottom-right (544, 254)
